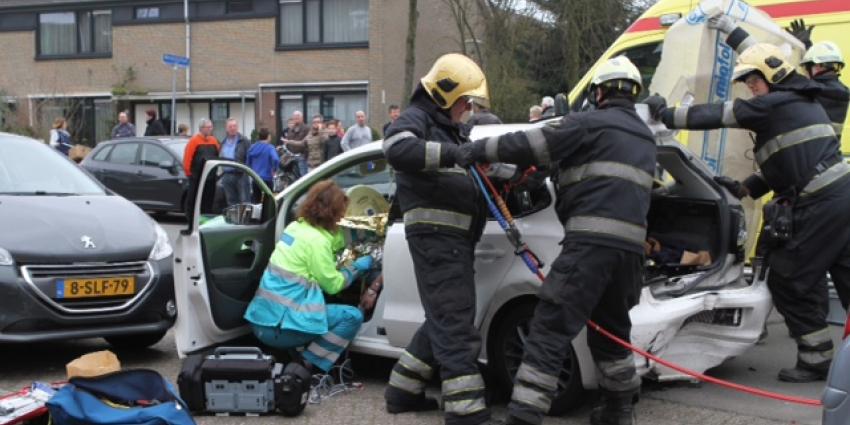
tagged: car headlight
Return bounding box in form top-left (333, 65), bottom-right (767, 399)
top-left (149, 223), bottom-right (174, 261)
top-left (0, 247), bottom-right (13, 266)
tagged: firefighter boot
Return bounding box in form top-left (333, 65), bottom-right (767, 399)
top-left (778, 360), bottom-right (830, 383)
top-left (385, 391), bottom-right (439, 414)
top-left (589, 389), bottom-right (637, 425)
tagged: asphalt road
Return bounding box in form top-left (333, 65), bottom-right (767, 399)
top-left (0, 216), bottom-right (830, 425)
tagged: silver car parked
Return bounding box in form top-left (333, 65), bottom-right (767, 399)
top-left (172, 119), bottom-right (772, 414)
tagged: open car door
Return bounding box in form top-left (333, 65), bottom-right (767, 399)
top-left (173, 160), bottom-right (278, 357)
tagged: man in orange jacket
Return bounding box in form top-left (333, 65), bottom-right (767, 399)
top-left (183, 119), bottom-right (220, 216)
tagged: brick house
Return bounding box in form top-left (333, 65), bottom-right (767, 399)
top-left (0, 0), bottom-right (467, 144)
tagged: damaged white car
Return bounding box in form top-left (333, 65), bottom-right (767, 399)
top-left (172, 118), bottom-right (771, 414)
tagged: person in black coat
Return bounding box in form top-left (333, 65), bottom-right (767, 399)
top-left (144, 109), bottom-right (168, 136)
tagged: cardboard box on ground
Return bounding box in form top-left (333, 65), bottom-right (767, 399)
top-left (649, 0), bottom-right (806, 254)
top-left (65, 350), bottom-right (121, 379)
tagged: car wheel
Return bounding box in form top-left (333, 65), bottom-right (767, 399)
top-left (105, 331), bottom-right (167, 350)
top-left (489, 302), bottom-right (584, 416)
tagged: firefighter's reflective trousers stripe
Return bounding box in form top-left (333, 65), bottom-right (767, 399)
top-left (507, 243), bottom-right (642, 425)
top-left (385, 231), bottom-right (490, 425)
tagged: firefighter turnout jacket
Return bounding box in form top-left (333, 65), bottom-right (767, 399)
top-left (471, 98), bottom-right (657, 254)
top-left (657, 74), bottom-right (845, 199)
top-left (813, 73), bottom-right (850, 136)
top-left (722, 27), bottom-right (849, 138)
top-left (383, 86), bottom-right (486, 239)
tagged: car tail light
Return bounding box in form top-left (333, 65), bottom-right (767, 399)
top-left (844, 312), bottom-right (850, 339)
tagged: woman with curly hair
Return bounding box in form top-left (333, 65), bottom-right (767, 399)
top-left (244, 180), bottom-right (374, 371)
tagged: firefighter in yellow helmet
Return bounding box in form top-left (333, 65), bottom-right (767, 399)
top-left (646, 43), bottom-right (850, 383)
top-left (382, 53), bottom-right (494, 425)
top-left (707, 15), bottom-right (848, 138)
top-left (459, 56), bottom-right (655, 425)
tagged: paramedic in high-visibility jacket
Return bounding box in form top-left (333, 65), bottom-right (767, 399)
top-left (381, 53), bottom-right (492, 425)
top-left (461, 56), bottom-right (656, 425)
top-left (243, 180), bottom-right (374, 372)
top-left (646, 43), bottom-right (850, 383)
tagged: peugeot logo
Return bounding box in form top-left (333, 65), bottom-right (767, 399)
top-left (81, 236), bottom-right (96, 249)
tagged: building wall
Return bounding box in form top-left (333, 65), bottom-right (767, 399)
top-left (0, 1), bottom-right (478, 139)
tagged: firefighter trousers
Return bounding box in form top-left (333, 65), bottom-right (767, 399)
top-left (385, 231), bottom-right (489, 425)
top-left (508, 243), bottom-right (643, 425)
top-left (766, 179), bottom-right (850, 370)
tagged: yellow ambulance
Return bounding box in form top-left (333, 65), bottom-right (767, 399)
top-left (568, 0), bottom-right (850, 150)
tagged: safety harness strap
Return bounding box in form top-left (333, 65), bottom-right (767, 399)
top-left (558, 161), bottom-right (653, 190)
top-left (403, 207), bottom-right (473, 231)
top-left (564, 216), bottom-right (646, 246)
top-left (755, 124), bottom-right (836, 165)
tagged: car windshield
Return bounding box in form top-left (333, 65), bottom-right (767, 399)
top-left (0, 135), bottom-right (106, 195)
top-left (165, 140), bottom-right (188, 161)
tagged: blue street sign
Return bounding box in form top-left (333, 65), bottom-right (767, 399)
top-left (162, 54), bottom-right (191, 68)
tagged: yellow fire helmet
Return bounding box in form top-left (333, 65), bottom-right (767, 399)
top-left (801, 41), bottom-right (845, 69)
top-left (732, 43), bottom-right (795, 84)
top-left (420, 53), bottom-right (489, 109)
top-left (590, 56), bottom-right (643, 96)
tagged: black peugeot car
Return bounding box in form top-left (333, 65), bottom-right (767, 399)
top-left (0, 132), bottom-right (176, 348)
top-left (82, 137), bottom-right (190, 214)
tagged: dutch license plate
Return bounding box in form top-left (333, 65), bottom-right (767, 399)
top-left (54, 276), bottom-right (136, 299)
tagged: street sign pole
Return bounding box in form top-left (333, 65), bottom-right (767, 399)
top-left (161, 54), bottom-right (191, 136)
top-left (171, 66), bottom-right (177, 135)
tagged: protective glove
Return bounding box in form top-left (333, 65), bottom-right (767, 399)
top-left (340, 255), bottom-right (374, 289)
top-left (353, 255), bottom-right (373, 272)
top-left (707, 13), bottom-right (736, 34)
top-left (643, 95), bottom-right (668, 121)
top-left (714, 176), bottom-right (749, 199)
top-left (452, 142), bottom-right (477, 168)
top-left (786, 19), bottom-right (814, 49)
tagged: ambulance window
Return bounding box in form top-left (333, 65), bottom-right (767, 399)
top-left (570, 41), bottom-right (663, 112)
top-left (615, 41), bottom-right (663, 101)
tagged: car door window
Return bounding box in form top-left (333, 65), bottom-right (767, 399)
top-left (107, 143), bottom-right (139, 165)
top-left (92, 145), bottom-right (113, 161)
top-left (285, 157), bottom-right (395, 222)
top-left (140, 144), bottom-right (173, 167)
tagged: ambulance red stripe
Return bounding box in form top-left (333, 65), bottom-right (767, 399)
top-left (626, 0), bottom-right (850, 34)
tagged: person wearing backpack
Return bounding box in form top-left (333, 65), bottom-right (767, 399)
top-left (183, 119), bottom-right (220, 216)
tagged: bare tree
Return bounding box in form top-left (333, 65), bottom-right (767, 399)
top-left (403, 0), bottom-right (419, 107)
top-left (438, 0), bottom-right (655, 121)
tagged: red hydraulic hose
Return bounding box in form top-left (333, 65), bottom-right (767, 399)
top-left (476, 166), bottom-right (823, 407)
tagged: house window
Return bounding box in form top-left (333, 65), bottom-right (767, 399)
top-left (210, 102), bottom-right (230, 142)
top-left (135, 7), bottom-right (160, 19)
top-left (279, 91), bottom-right (367, 129)
top-left (227, 0), bottom-right (254, 13)
top-left (278, 0), bottom-right (368, 47)
top-left (38, 10), bottom-right (111, 58)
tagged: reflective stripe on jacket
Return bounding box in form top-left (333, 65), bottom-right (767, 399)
top-left (243, 219), bottom-right (346, 335)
